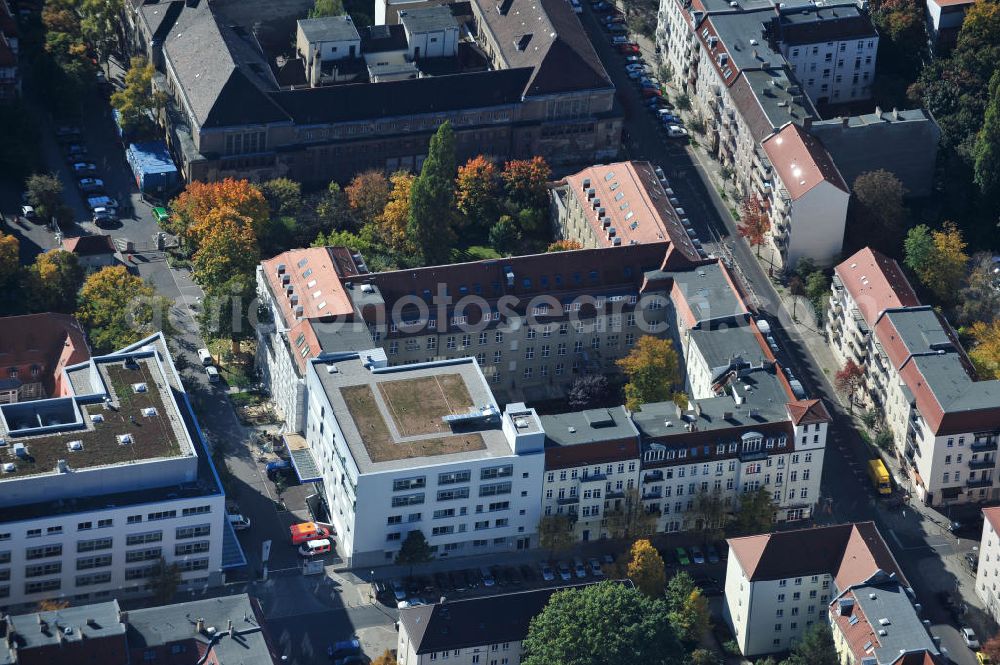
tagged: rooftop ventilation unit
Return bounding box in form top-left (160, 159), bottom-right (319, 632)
top-left (13, 442), bottom-right (27, 459)
top-left (504, 266), bottom-right (515, 287)
top-left (67, 440), bottom-right (83, 452)
top-left (612, 237), bottom-right (622, 246)
top-left (90, 414), bottom-right (104, 423)
top-left (582, 178), bottom-right (591, 189)
top-left (142, 407), bottom-right (157, 417)
top-left (132, 383), bottom-right (148, 393)
top-left (56, 459), bottom-right (70, 473)
top-left (587, 188), bottom-right (596, 199)
top-left (2, 463), bottom-right (13, 473)
top-left (281, 274), bottom-right (291, 285)
top-left (277, 263), bottom-right (286, 275)
top-left (294, 305), bottom-right (304, 318)
top-left (117, 434), bottom-right (133, 445)
top-left (361, 283), bottom-right (376, 294)
top-left (442, 404), bottom-right (501, 427)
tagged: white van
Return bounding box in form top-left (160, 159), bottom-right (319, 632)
top-left (205, 365), bottom-right (220, 383)
top-left (197, 348), bottom-right (213, 366)
top-left (227, 514), bottom-right (251, 530)
top-left (298, 538), bottom-right (332, 557)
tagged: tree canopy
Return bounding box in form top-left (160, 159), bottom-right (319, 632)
top-left (170, 178), bottom-right (270, 243)
top-left (455, 154), bottom-right (500, 230)
top-left (76, 266), bottom-right (164, 353)
top-left (522, 581), bottom-right (684, 665)
top-left (345, 170), bottom-right (390, 228)
top-left (309, 0), bottom-right (345, 17)
top-left (378, 171), bottom-right (416, 253)
top-left (782, 623), bottom-right (838, 665)
top-left (847, 170), bottom-right (907, 254)
top-left (110, 56), bottom-right (167, 135)
top-left (26, 250), bottom-right (84, 313)
top-left (567, 374), bottom-right (610, 409)
top-left (537, 514), bottom-right (575, 556)
top-left (733, 487), bottom-right (778, 535)
top-left (408, 122), bottom-right (457, 264)
top-left (664, 571), bottom-right (711, 643)
top-left (395, 531), bottom-right (433, 569)
top-left (625, 539), bottom-right (666, 598)
top-left (617, 336), bottom-right (681, 411)
top-left (737, 196), bottom-right (769, 256)
top-left (501, 157), bottom-right (551, 211)
top-left (970, 319), bottom-right (1000, 379)
top-left (903, 222), bottom-right (969, 302)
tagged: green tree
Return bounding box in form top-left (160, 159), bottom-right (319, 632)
top-left (80, 0), bottom-right (124, 58)
top-left (522, 581), bottom-right (683, 665)
top-left (26, 250), bottom-right (83, 313)
top-left (25, 173), bottom-right (64, 221)
top-left (804, 271), bottom-right (830, 320)
top-left (150, 557), bottom-right (182, 604)
top-left (315, 181), bottom-right (357, 232)
top-left (689, 649), bottom-right (721, 665)
top-left (395, 530), bottom-right (433, 573)
top-left (77, 266), bottom-right (162, 353)
top-left (903, 224), bottom-right (935, 278)
top-left (848, 170), bottom-right (907, 254)
top-left (110, 57), bottom-right (167, 135)
top-left (261, 177), bottom-right (303, 217)
top-left (488, 215), bottom-right (521, 255)
top-left (617, 336), bottom-right (681, 411)
top-left (905, 222), bottom-right (969, 302)
top-left (956, 252), bottom-right (1000, 326)
top-left (782, 622), bottom-right (838, 665)
top-left (733, 487), bottom-right (777, 535)
top-left (190, 208), bottom-right (261, 289)
top-left (665, 571), bottom-right (711, 643)
top-left (567, 374), bottom-right (610, 409)
top-left (408, 122), bottom-right (458, 264)
top-left (692, 490), bottom-right (727, 542)
top-left (198, 278), bottom-right (258, 356)
top-left (538, 514), bottom-right (576, 557)
top-left (976, 70), bottom-right (1000, 195)
top-left (626, 539), bottom-right (666, 598)
top-left (309, 0), bottom-right (345, 17)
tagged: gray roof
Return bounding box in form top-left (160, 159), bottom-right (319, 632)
top-left (127, 595), bottom-right (274, 665)
top-left (1, 600), bottom-right (124, 661)
top-left (297, 15), bottom-right (361, 43)
top-left (688, 323), bottom-right (770, 381)
top-left (541, 406), bottom-right (638, 447)
top-left (778, 3), bottom-right (877, 44)
top-left (730, 68), bottom-right (816, 142)
top-left (400, 5), bottom-right (457, 34)
top-left (632, 368), bottom-right (793, 439)
top-left (650, 261), bottom-right (748, 328)
top-left (313, 321), bottom-right (377, 354)
top-left (708, 10), bottom-right (781, 73)
top-left (845, 579), bottom-right (938, 665)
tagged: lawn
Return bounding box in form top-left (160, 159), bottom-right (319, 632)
top-left (377, 374), bottom-right (474, 437)
top-left (340, 384), bottom-right (485, 462)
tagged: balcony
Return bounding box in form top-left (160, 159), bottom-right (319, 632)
top-left (642, 490), bottom-right (663, 500)
top-left (643, 470), bottom-right (664, 484)
top-left (581, 473), bottom-right (608, 483)
top-left (972, 438), bottom-right (1000, 452)
top-left (967, 476), bottom-right (994, 489)
top-left (557, 496), bottom-right (580, 505)
top-left (969, 457), bottom-right (998, 470)
top-left (739, 449), bottom-right (768, 463)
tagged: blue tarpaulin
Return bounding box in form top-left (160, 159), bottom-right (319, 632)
top-left (126, 141), bottom-right (179, 194)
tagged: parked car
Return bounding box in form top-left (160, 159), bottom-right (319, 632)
top-left (540, 563), bottom-right (555, 581)
top-left (557, 561), bottom-right (572, 581)
top-left (92, 207), bottom-right (116, 227)
top-left (624, 54), bottom-right (643, 63)
top-left (605, 23), bottom-right (627, 33)
top-left (227, 513), bottom-right (251, 531)
top-left (78, 178), bottom-right (105, 193)
top-left (666, 125), bottom-right (689, 138)
top-left (480, 567), bottom-right (496, 587)
top-left (20, 205), bottom-right (37, 221)
top-left (962, 627), bottom-right (980, 649)
top-left (603, 14), bottom-right (625, 23)
top-left (64, 144), bottom-right (88, 160)
top-left (328, 638), bottom-right (361, 660)
top-left (978, 652), bottom-right (992, 664)
top-left (589, 558), bottom-right (604, 576)
top-left (641, 87), bottom-right (663, 98)
top-left (56, 125), bottom-right (81, 141)
top-left (602, 553), bottom-right (615, 565)
top-left (690, 545), bottom-right (705, 564)
top-left (71, 162), bottom-right (97, 175)
top-left (152, 206), bottom-right (170, 224)
top-left (591, 1), bottom-right (610, 10)
top-left (573, 559), bottom-right (588, 578)
top-left (706, 544), bottom-right (720, 564)
top-left (617, 44), bottom-right (640, 54)
top-left (675, 547), bottom-right (691, 565)
top-left (610, 35), bottom-right (629, 45)
top-left (297, 538), bottom-right (332, 557)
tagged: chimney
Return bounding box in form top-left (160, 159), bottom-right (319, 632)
top-left (196, 618), bottom-right (205, 634)
top-left (228, 619), bottom-right (234, 637)
top-left (893, 107), bottom-right (900, 120)
top-left (802, 117), bottom-right (812, 131)
top-left (694, 401), bottom-right (702, 417)
top-left (874, 105), bottom-right (882, 118)
top-left (841, 116), bottom-right (849, 128)
top-left (117, 610), bottom-right (128, 625)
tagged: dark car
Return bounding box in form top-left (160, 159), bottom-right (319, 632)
top-left (328, 638), bottom-right (361, 660)
top-left (520, 564), bottom-right (537, 583)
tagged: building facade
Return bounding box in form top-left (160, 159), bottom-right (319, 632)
top-left (724, 522), bottom-right (909, 657)
top-left (0, 313), bottom-right (90, 404)
top-left (827, 248), bottom-right (1000, 506)
top-left (0, 334), bottom-right (238, 610)
top-left (976, 507), bottom-right (1000, 624)
top-left (301, 354), bottom-right (545, 566)
top-left (124, 0), bottom-right (620, 185)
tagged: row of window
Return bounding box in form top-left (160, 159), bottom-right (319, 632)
top-left (391, 482), bottom-right (515, 507)
top-left (389, 333), bottom-right (642, 357)
top-left (21, 507), bottom-right (212, 539)
top-left (391, 466), bottom-right (512, 492)
top-left (546, 462), bottom-right (636, 483)
top-left (426, 642), bottom-right (512, 661)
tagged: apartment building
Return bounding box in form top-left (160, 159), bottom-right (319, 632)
top-left (551, 160), bottom-right (705, 260)
top-left (926, 0), bottom-right (977, 52)
top-left (0, 0), bottom-right (18, 100)
top-left (759, 123), bottom-right (850, 267)
top-left (976, 507), bottom-right (1000, 624)
top-left (398, 582), bottom-right (609, 665)
top-left (0, 594), bottom-right (278, 665)
top-left (539, 406), bottom-right (641, 540)
top-left (0, 333), bottom-right (240, 610)
top-left (724, 522), bottom-right (908, 656)
top-left (0, 313), bottom-right (90, 404)
top-left (827, 247), bottom-right (1000, 506)
top-left (300, 353), bottom-right (545, 566)
top-left (124, 0), bottom-right (618, 184)
top-left (829, 574), bottom-right (942, 665)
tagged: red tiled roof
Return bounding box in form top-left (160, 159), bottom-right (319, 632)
top-left (834, 247), bottom-right (920, 327)
top-left (786, 399), bottom-right (831, 426)
top-left (0, 313), bottom-right (90, 397)
top-left (544, 437), bottom-right (639, 470)
top-left (984, 507), bottom-right (1000, 535)
top-left (728, 522), bottom-right (906, 588)
top-left (62, 234), bottom-right (116, 256)
top-left (261, 247), bottom-right (356, 324)
top-left (761, 123), bottom-right (848, 200)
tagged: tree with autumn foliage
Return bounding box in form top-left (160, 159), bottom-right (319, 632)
top-left (903, 222), bottom-right (969, 303)
top-left (0, 232), bottom-right (18, 288)
top-left (834, 359), bottom-right (865, 413)
top-left (371, 651), bottom-right (398, 665)
top-left (169, 179), bottom-right (270, 244)
top-left (77, 266), bottom-right (170, 353)
top-left (26, 250), bottom-right (84, 313)
top-left (345, 170), bottom-right (391, 227)
top-left (737, 195), bottom-right (769, 257)
top-left (501, 157), bottom-right (551, 211)
top-left (981, 634), bottom-right (1000, 664)
top-left (455, 154), bottom-right (500, 230)
top-left (547, 239), bottom-right (583, 252)
top-left (378, 171), bottom-right (416, 253)
top-left (626, 539), bottom-right (666, 598)
top-left (617, 336), bottom-right (681, 411)
top-left (970, 320), bottom-right (1000, 380)
top-left (190, 208), bottom-right (261, 289)
top-left (110, 56), bottom-right (167, 135)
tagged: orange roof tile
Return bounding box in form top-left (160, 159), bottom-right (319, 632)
top-left (261, 247), bottom-right (356, 324)
top-left (0, 313), bottom-right (90, 397)
top-left (984, 507), bottom-right (1000, 534)
top-left (834, 248), bottom-right (920, 326)
top-left (761, 123), bottom-right (848, 200)
top-left (786, 398), bottom-right (831, 426)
